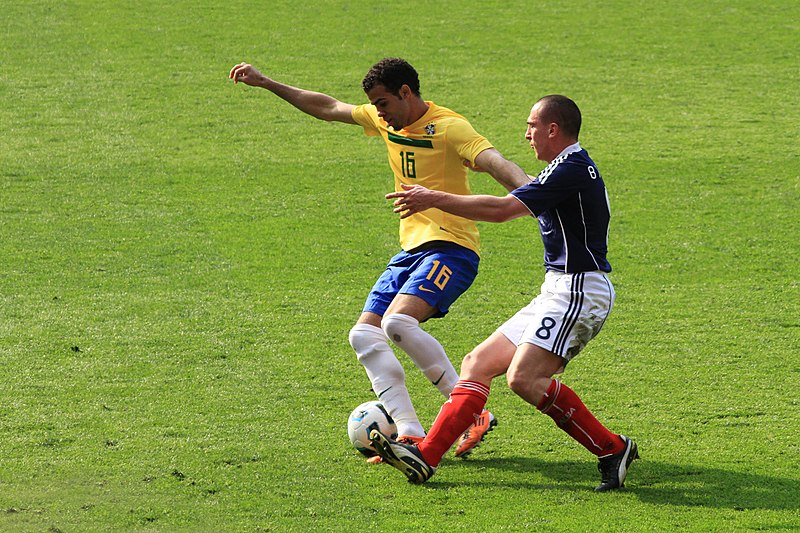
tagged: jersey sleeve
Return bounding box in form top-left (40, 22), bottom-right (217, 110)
top-left (351, 104), bottom-right (382, 137)
top-left (511, 161), bottom-right (587, 216)
top-left (445, 118), bottom-right (493, 164)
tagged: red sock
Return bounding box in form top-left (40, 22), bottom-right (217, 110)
top-left (537, 380), bottom-right (624, 457)
top-left (418, 380), bottom-right (489, 467)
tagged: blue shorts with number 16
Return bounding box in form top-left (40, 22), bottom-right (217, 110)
top-left (363, 241), bottom-right (480, 320)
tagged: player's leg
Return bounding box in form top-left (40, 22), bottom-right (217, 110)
top-left (508, 344), bottom-right (636, 490)
top-left (509, 271), bottom-right (622, 455)
top-left (381, 245), bottom-right (480, 397)
top-left (350, 253), bottom-right (426, 439)
top-left (380, 246), bottom-right (497, 458)
top-left (381, 295), bottom-right (500, 458)
top-left (381, 294), bottom-right (458, 396)
top-left (370, 330), bottom-right (515, 482)
top-left (507, 342), bottom-right (623, 455)
top-left (416, 330), bottom-right (516, 466)
top-left (349, 312), bottom-right (425, 439)
top-left (381, 293), bottom-right (503, 457)
top-left (508, 271), bottom-right (637, 490)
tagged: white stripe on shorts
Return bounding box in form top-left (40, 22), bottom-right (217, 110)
top-left (497, 271), bottom-right (615, 361)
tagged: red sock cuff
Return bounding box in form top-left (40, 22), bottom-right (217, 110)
top-left (537, 379), bottom-right (559, 412)
top-left (452, 380), bottom-right (490, 400)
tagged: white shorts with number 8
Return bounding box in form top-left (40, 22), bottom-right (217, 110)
top-left (499, 271), bottom-right (615, 362)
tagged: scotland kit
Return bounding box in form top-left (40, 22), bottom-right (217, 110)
top-left (501, 143), bottom-right (615, 360)
top-left (510, 143), bottom-right (611, 274)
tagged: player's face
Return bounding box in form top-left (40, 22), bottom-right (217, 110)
top-left (367, 84), bottom-right (411, 130)
top-left (525, 103), bottom-right (554, 162)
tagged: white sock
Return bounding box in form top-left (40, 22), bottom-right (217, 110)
top-left (348, 323), bottom-right (425, 437)
top-left (381, 313), bottom-right (459, 398)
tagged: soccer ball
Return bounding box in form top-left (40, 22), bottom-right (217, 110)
top-left (347, 400), bottom-right (398, 457)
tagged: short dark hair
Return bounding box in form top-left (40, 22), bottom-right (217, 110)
top-left (536, 95), bottom-right (582, 139)
top-left (362, 58), bottom-right (421, 97)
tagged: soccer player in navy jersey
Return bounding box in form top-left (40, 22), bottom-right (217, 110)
top-left (371, 95), bottom-right (639, 491)
top-left (229, 59), bottom-right (531, 461)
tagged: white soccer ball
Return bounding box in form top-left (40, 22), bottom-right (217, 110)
top-left (347, 400), bottom-right (398, 457)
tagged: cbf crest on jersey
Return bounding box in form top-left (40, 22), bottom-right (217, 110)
top-left (425, 123), bottom-right (436, 136)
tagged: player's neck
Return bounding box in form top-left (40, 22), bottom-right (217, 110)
top-left (406, 98), bottom-right (430, 127)
top-left (543, 138), bottom-right (579, 162)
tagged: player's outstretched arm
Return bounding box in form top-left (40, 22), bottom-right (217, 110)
top-left (229, 62), bottom-right (357, 124)
top-left (473, 148), bottom-right (532, 192)
top-left (387, 184), bottom-right (528, 222)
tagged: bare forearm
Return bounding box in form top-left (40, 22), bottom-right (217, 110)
top-left (258, 77), bottom-right (346, 121)
top-left (433, 192), bottom-right (514, 222)
top-left (474, 148), bottom-right (532, 192)
top-left (487, 158), bottom-right (532, 191)
top-left (230, 63), bottom-right (355, 123)
top-left (389, 185), bottom-right (525, 223)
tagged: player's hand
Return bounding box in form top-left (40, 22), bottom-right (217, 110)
top-left (229, 62), bottom-right (267, 86)
top-left (463, 159), bottom-right (487, 172)
top-left (386, 183), bottom-right (439, 219)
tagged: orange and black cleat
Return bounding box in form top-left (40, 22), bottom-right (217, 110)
top-left (454, 409), bottom-right (497, 458)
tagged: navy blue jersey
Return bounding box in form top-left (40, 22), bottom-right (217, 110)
top-left (511, 144), bottom-right (611, 273)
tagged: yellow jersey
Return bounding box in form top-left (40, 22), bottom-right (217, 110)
top-left (352, 101), bottom-right (493, 256)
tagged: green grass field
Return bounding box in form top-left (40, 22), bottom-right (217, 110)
top-left (2, 1), bottom-right (799, 530)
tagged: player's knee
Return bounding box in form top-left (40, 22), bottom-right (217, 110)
top-left (506, 369), bottom-right (526, 396)
top-left (461, 350), bottom-right (479, 374)
top-left (507, 372), bottom-right (549, 406)
top-left (349, 324), bottom-right (405, 381)
top-left (460, 350), bottom-right (491, 382)
top-left (349, 324), bottom-right (385, 357)
top-left (380, 313), bottom-right (418, 344)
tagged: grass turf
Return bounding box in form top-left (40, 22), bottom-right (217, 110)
top-left (1, 1), bottom-right (798, 530)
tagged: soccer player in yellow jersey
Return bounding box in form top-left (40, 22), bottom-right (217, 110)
top-left (230, 58), bottom-right (530, 460)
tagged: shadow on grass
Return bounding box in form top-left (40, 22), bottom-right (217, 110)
top-left (432, 456), bottom-right (799, 511)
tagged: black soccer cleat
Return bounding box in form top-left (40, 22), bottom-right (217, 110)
top-left (369, 429), bottom-right (436, 484)
top-left (595, 435), bottom-right (639, 492)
